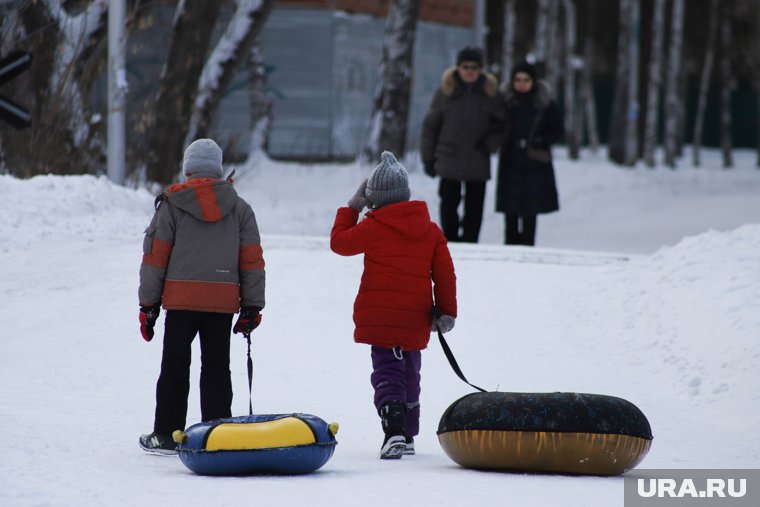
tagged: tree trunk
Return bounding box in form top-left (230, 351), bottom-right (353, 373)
top-left (534, 0), bottom-right (550, 63)
top-left (623, 0), bottom-right (640, 167)
top-left (248, 42), bottom-right (272, 159)
top-left (500, 0), bottom-right (516, 86)
top-left (720, 0), bottom-right (734, 168)
top-left (664, 0), bottom-right (684, 168)
top-left (562, 0), bottom-right (579, 159)
top-left (0, 0), bottom-right (107, 177)
top-left (608, 0), bottom-right (630, 165)
top-left (580, 0), bottom-right (599, 153)
top-left (643, 0), bottom-right (666, 167)
top-left (545, 1), bottom-right (562, 94)
top-left (691, 0), bottom-right (719, 167)
top-left (186, 0), bottom-right (276, 145)
top-left (362, 0), bottom-right (421, 161)
top-left (145, 1), bottom-right (223, 184)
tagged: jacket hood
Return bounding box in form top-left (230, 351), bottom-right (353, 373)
top-left (366, 201), bottom-right (432, 238)
top-left (441, 67), bottom-right (499, 98)
top-left (164, 178), bottom-right (237, 222)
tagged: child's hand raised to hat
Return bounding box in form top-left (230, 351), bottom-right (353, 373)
top-left (348, 179), bottom-right (370, 211)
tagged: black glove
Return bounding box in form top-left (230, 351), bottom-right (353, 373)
top-left (234, 306), bottom-right (262, 335)
top-left (476, 140), bottom-right (491, 156)
top-left (139, 303), bottom-right (161, 342)
top-left (423, 161), bottom-right (436, 177)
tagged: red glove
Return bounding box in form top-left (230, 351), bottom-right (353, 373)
top-left (139, 303), bottom-right (161, 342)
top-left (233, 307), bottom-right (262, 335)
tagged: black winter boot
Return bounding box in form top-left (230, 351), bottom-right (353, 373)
top-left (379, 401), bottom-right (406, 459)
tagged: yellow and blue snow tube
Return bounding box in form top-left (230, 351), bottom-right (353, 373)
top-left (174, 414), bottom-right (338, 475)
top-left (438, 392), bottom-right (652, 476)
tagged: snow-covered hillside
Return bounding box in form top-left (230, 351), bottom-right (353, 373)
top-left (0, 150), bottom-right (758, 506)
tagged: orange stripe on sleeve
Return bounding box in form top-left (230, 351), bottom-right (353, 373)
top-left (239, 244), bottom-right (265, 271)
top-left (142, 238), bottom-right (173, 269)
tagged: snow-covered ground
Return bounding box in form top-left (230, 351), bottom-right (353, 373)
top-left (0, 149), bottom-right (758, 506)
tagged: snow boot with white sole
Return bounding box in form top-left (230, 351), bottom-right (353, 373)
top-left (379, 401), bottom-right (406, 459)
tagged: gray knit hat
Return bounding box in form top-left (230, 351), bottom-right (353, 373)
top-left (182, 138), bottom-right (223, 179)
top-left (365, 151), bottom-right (411, 208)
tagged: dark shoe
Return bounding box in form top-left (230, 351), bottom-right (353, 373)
top-left (139, 432), bottom-right (178, 455)
top-left (403, 436), bottom-right (415, 455)
top-left (379, 434), bottom-right (405, 459)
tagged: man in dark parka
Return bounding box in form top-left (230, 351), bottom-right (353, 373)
top-left (496, 61), bottom-right (563, 246)
top-left (420, 47), bottom-right (504, 243)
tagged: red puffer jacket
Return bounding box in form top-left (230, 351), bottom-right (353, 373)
top-left (330, 201), bottom-right (457, 351)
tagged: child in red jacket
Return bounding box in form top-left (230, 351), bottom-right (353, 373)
top-left (330, 151), bottom-right (457, 459)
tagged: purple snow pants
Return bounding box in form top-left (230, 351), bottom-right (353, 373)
top-left (370, 345), bottom-right (422, 438)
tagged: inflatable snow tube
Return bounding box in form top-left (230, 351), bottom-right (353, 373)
top-left (437, 392), bottom-right (652, 476)
top-left (173, 414), bottom-right (338, 475)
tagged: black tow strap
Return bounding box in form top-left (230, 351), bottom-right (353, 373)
top-left (432, 305), bottom-right (486, 393)
top-left (245, 332), bottom-right (253, 416)
top-left (437, 329), bottom-right (486, 393)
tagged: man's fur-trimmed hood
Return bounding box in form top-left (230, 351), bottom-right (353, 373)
top-left (440, 67), bottom-right (499, 98)
top-left (502, 79), bottom-right (553, 110)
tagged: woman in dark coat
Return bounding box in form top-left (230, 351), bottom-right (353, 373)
top-left (496, 61), bottom-right (563, 246)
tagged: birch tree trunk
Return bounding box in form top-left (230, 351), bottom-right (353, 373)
top-left (608, 0), bottom-right (630, 165)
top-left (534, 0), bottom-right (550, 62)
top-left (691, 0), bottom-right (719, 167)
top-left (664, 0), bottom-right (685, 168)
top-left (145, 1), bottom-right (223, 184)
top-left (623, 0), bottom-right (640, 167)
top-left (248, 43), bottom-right (272, 159)
top-left (0, 0), bottom-right (107, 176)
top-left (500, 0), bottom-right (516, 86)
top-left (362, 0), bottom-right (421, 161)
top-left (643, 0), bottom-right (666, 167)
top-left (720, 0), bottom-right (734, 168)
top-left (562, 0), bottom-right (579, 159)
top-left (186, 0), bottom-right (276, 145)
top-left (546, 1), bottom-right (562, 94)
top-left (580, 1), bottom-right (599, 153)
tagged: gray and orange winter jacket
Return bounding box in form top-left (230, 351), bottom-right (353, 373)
top-left (139, 178), bottom-right (265, 314)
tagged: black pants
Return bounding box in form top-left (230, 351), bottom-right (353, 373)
top-left (154, 310), bottom-right (233, 435)
top-left (439, 178), bottom-right (486, 243)
top-left (505, 213), bottom-right (537, 246)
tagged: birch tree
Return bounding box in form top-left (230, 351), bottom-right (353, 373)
top-left (720, 0), bottom-right (734, 168)
top-left (664, 0), bottom-right (685, 168)
top-left (623, 0), bottom-right (640, 167)
top-left (562, 0), bottom-right (579, 159)
top-left (580, 0), bottom-right (599, 153)
top-left (362, 0), bottom-right (422, 161)
top-left (608, 0), bottom-right (631, 164)
top-left (691, 0), bottom-right (719, 167)
top-left (545, 1), bottom-right (562, 95)
top-left (534, 0), bottom-right (550, 62)
top-left (186, 0), bottom-right (276, 147)
top-left (248, 43), bottom-right (272, 159)
top-left (0, 0), bottom-right (108, 176)
top-left (500, 0), bottom-right (517, 86)
top-left (145, 1), bottom-right (223, 184)
top-left (643, 0), bottom-right (666, 167)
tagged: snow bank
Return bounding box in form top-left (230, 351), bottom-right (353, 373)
top-left (0, 174), bottom-right (154, 249)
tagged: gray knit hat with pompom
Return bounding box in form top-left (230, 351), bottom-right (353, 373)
top-left (365, 151), bottom-right (410, 208)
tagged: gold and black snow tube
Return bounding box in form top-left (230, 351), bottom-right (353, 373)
top-left (437, 392), bottom-right (652, 476)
